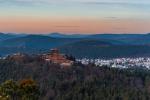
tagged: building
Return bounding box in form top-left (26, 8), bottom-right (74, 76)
top-left (6, 53), bottom-right (30, 62)
top-left (42, 49), bottom-right (73, 66)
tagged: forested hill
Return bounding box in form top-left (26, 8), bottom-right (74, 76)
top-left (1, 34), bottom-right (150, 58)
top-left (1, 55), bottom-right (150, 100)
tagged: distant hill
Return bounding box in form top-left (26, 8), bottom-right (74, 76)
top-left (0, 35), bottom-right (80, 56)
top-left (0, 33), bottom-right (150, 58)
top-left (87, 34), bottom-right (150, 45)
top-left (0, 35), bottom-right (127, 57)
top-left (0, 32), bottom-right (17, 41)
top-left (0, 32), bottom-right (27, 41)
top-left (48, 32), bottom-right (90, 38)
top-left (87, 34), bottom-right (144, 39)
top-left (48, 33), bottom-right (150, 45)
top-left (0, 35), bottom-right (80, 47)
top-left (59, 39), bottom-right (150, 58)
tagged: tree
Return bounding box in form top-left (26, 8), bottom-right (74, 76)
top-left (19, 79), bottom-right (40, 100)
top-left (0, 80), bottom-right (18, 100)
top-left (0, 79), bottom-right (40, 100)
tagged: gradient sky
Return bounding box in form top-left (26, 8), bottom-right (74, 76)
top-left (0, 0), bottom-right (150, 34)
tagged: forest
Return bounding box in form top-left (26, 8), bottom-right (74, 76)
top-left (0, 55), bottom-right (150, 100)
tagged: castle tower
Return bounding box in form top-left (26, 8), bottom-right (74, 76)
top-left (43, 48), bottom-right (74, 66)
top-left (50, 48), bottom-right (59, 55)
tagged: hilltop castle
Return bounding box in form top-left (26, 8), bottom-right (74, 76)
top-left (42, 49), bottom-right (74, 66)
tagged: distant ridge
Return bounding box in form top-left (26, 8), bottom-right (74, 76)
top-left (0, 32), bottom-right (27, 41)
top-left (0, 34), bottom-right (79, 48)
top-left (0, 34), bottom-right (80, 56)
top-left (0, 32), bottom-right (17, 41)
top-left (0, 33), bottom-right (150, 58)
top-left (48, 32), bottom-right (89, 38)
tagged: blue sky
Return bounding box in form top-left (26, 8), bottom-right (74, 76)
top-left (0, 0), bottom-right (150, 18)
top-left (0, 0), bottom-right (150, 34)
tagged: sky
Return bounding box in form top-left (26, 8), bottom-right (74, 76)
top-left (0, 0), bottom-right (150, 34)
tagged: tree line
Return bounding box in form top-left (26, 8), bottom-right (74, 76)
top-left (0, 56), bottom-right (150, 100)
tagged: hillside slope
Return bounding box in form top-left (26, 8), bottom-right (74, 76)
top-left (59, 40), bottom-right (150, 58)
top-left (1, 34), bottom-right (150, 58)
top-left (0, 35), bottom-right (80, 56)
top-left (0, 57), bottom-right (150, 100)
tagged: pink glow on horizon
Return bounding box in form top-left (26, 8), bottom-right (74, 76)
top-left (0, 17), bottom-right (150, 34)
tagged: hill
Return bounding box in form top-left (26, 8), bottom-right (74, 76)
top-left (48, 33), bottom-right (89, 38)
top-left (0, 32), bottom-right (19, 41)
top-left (0, 35), bottom-right (80, 56)
top-left (1, 56), bottom-right (150, 100)
top-left (1, 33), bottom-right (150, 58)
top-left (87, 34), bottom-right (150, 45)
top-left (59, 40), bottom-right (150, 58)
top-left (0, 35), bottom-right (127, 57)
